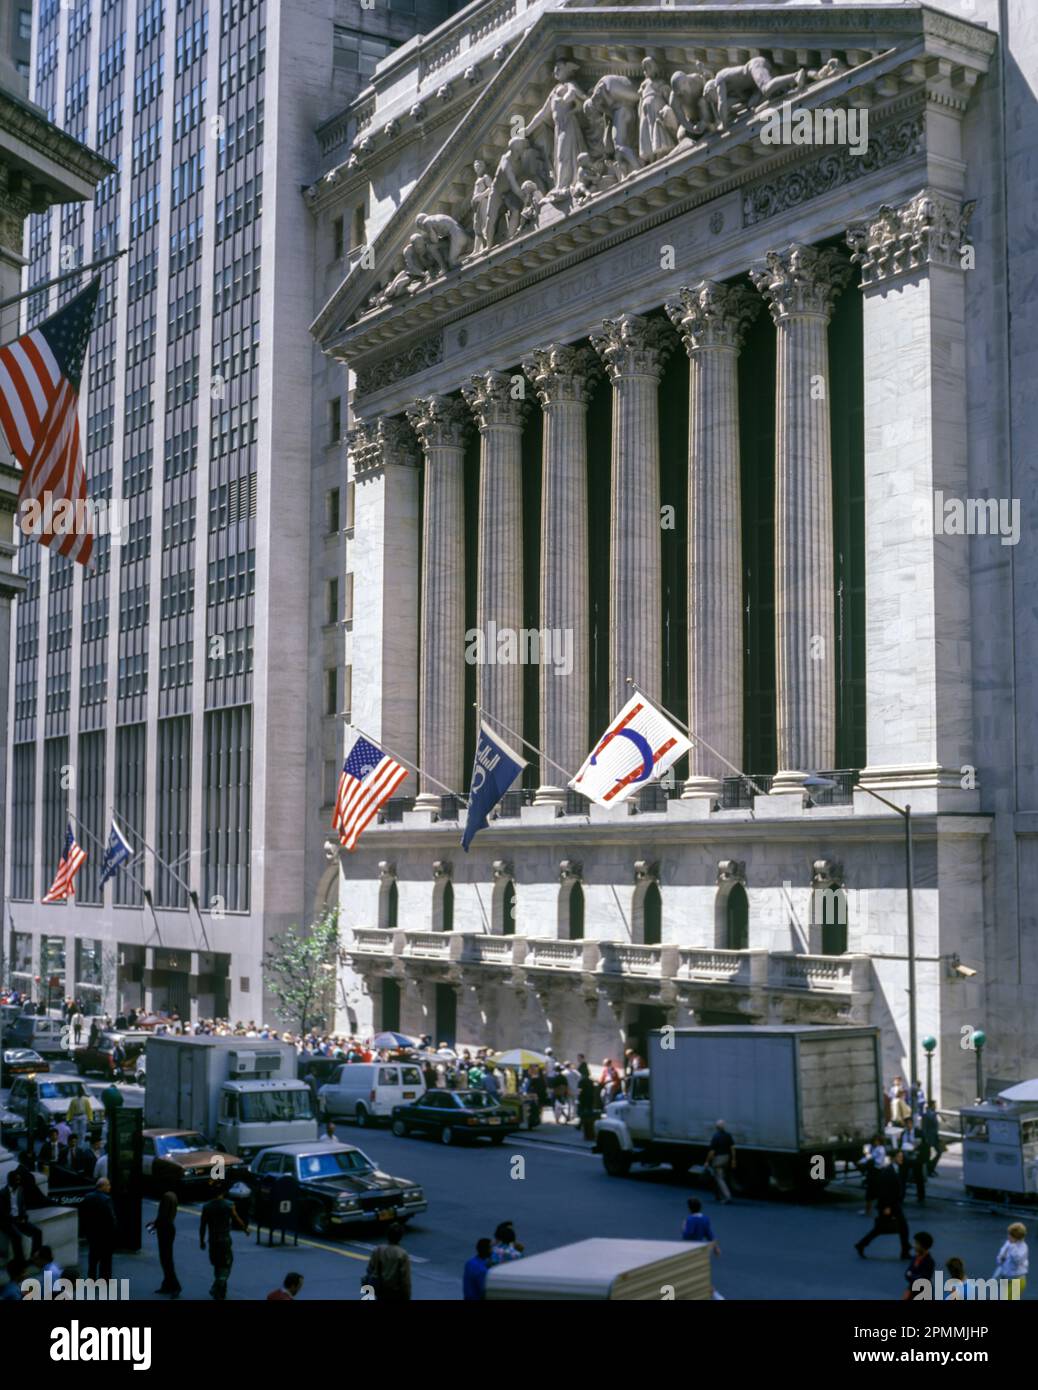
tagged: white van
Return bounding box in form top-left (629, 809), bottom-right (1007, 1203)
top-left (8, 1015), bottom-right (68, 1057)
top-left (317, 1061), bottom-right (425, 1127)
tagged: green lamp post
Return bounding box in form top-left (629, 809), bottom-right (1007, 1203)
top-left (922, 1035), bottom-right (937, 1104)
top-left (971, 1029), bottom-right (986, 1101)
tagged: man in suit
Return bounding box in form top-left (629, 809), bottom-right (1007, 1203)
top-left (855, 1158), bottom-right (911, 1260)
top-left (79, 1177), bottom-right (118, 1280)
top-left (0, 1172), bottom-right (42, 1260)
top-left (37, 1127), bottom-right (68, 1169)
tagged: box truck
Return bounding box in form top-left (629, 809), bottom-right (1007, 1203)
top-left (485, 1238), bottom-right (713, 1301)
top-left (143, 1035), bottom-right (318, 1159)
top-left (595, 1025), bottom-right (883, 1193)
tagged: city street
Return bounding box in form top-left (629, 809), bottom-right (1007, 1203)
top-left (79, 1124), bottom-right (1027, 1302)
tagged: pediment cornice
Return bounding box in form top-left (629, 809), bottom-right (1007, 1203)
top-left (310, 4), bottom-right (995, 369)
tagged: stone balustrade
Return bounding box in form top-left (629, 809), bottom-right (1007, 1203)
top-left (768, 952), bottom-right (871, 993)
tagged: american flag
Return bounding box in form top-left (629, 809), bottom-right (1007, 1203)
top-left (332, 733), bottom-right (408, 851)
top-left (42, 822), bottom-right (88, 903)
top-left (0, 278), bottom-right (100, 567)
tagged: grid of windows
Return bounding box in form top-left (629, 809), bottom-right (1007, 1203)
top-left (114, 724), bottom-right (146, 906)
top-left (11, 745), bottom-right (35, 900)
top-left (203, 705), bottom-right (251, 911)
top-left (41, 737), bottom-right (70, 891)
top-left (76, 731), bottom-right (107, 905)
top-left (155, 716), bottom-right (191, 907)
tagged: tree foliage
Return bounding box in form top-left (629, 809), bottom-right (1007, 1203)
top-left (262, 907), bottom-right (341, 1036)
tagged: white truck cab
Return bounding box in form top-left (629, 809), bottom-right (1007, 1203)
top-left (217, 1079), bottom-right (316, 1159)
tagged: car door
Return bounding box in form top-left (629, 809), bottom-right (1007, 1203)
top-left (322, 1065), bottom-right (353, 1117)
top-left (418, 1091), bottom-right (448, 1134)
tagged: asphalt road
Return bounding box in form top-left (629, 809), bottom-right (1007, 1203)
top-left (100, 1125), bottom-right (1031, 1302)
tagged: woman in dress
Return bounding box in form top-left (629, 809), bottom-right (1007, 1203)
top-left (527, 60), bottom-right (588, 194)
top-left (638, 57), bottom-right (678, 163)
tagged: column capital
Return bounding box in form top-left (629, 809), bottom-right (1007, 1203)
top-left (749, 243), bottom-right (851, 324)
top-left (405, 394), bottom-right (471, 451)
top-left (460, 369), bottom-right (528, 430)
top-left (348, 416), bottom-right (419, 477)
top-left (846, 189), bottom-right (976, 288)
top-left (590, 313), bottom-right (674, 383)
top-left (665, 281), bottom-right (760, 354)
top-left (522, 343), bottom-right (600, 407)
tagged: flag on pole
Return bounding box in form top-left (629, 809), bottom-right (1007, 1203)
top-left (461, 721), bottom-right (527, 852)
top-left (0, 278), bottom-right (100, 566)
top-left (332, 732), bottom-right (409, 851)
top-left (99, 819), bottom-right (133, 888)
top-left (570, 693), bottom-right (692, 807)
top-left (42, 822), bottom-right (87, 903)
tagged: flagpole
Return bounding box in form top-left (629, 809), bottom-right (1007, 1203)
top-left (0, 248), bottom-right (128, 314)
top-left (107, 808), bottom-right (211, 952)
top-left (344, 721), bottom-right (468, 803)
top-left (67, 810), bottom-right (164, 947)
top-left (473, 704), bottom-right (577, 786)
top-left (624, 676), bottom-right (771, 800)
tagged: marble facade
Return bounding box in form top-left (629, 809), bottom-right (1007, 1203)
top-left (307, 1), bottom-right (1034, 1107)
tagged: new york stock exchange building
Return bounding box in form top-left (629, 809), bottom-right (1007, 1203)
top-left (306, 0), bottom-right (1037, 1106)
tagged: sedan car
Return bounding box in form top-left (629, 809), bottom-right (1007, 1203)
top-left (244, 1141), bottom-right (427, 1237)
top-left (391, 1089), bottom-right (521, 1145)
top-left (73, 1031), bottom-right (149, 1079)
top-left (6, 1076), bottom-right (102, 1138)
top-left (142, 1129), bottom-right (243, 1194)
top-left (2, 1047), bottom-right (49, 1076)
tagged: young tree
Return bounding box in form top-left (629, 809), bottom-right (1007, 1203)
top-left (262, 907), bottom-right (341, 1036)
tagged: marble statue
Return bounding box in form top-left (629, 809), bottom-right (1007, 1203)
top-left (372, 231), bottom-right (436, 307)
top-left (638, 56), bottom-right (679, 163)
top-left (517, 180), bottom-right (544, 232)
top-left (704, 56), bottom-right (808, 129)
top-left (527, 58), bottom-right (589, 195)
top-left (584, 74), bottom-right (642, 175)
top-left (485, 137), bottom-right (548, 248)
top-left (414, 212), bottom-right (471, 272)
top-left (571, 152), bottom-right (606, 206)
top-left (470, 159), bottom-right (493, 254)
top-left (668, 67), bottom-right (715, 139)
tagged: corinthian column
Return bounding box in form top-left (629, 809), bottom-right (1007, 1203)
top-left (461, 371), bottom-right (527, 744)
top-left (522, 344), bottom-right (599, 805)
top-left (749, 244), bottom-right (851, 794)
top-left (665, 282), bottom-right (760, 801)
top-left (404, 395), bottom-right (470, 810)
top-left (590, 314), bottom-right (673, 712)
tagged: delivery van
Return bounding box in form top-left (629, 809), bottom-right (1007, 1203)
top-left (317, 1062), bottom-right (426, 1126)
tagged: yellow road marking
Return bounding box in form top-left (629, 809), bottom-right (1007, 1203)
top-left (169, 1201), bottom-right (368, 1260)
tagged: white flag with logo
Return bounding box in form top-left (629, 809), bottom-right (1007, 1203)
top-left (570, 693), bottom-right (692, 807)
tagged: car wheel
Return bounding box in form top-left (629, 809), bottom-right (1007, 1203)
top-left (355, 1105), bottom-right (370, 1128)
top-left (440, 1126), bottom-right (455, 1146)
top-left (391, 1119), bottom-right (408, 1137)
top-left (307, 1205), bottom-right (330, 1238)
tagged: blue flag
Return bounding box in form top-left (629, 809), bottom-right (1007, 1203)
top-left (99, 820), bottom-right (133, 888)
top-left (462, 721), bottom-right (527, 852)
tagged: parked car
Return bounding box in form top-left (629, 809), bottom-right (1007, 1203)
top-left (391, 1089), bottom-right (522, 1145)
top-left (73, 1030), bottom-right (149, 1079)
top-left (6, 1015), bottom-right (68, 1058)
top-left (2, 1048), bottom-right (49, 1077)
top-left (243, 1141), bottom-right (427, 1237)
top-left (142, 1129), bottom-right (243, 1194)
top-left (6, 1076), bottom-right (102, 1139)
top-left (317, 1061), bottom-right (425, 1127)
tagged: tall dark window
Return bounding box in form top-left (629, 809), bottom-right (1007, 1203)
top-left (386, 880), bottom-right (398, 930)
top-left (441, 880), bottom-right (454, 933)
top-left (42, 736), bottom-right (69, 886)
top-left (77, 731), bottom-right (106, 905)
top-left (725, 884), bottom-right (749, 951)
top-left (568, 881), bottom-right (585, 941)
top-left (156, 716), bottom-right (191, 907)
top-left (11, 744), bottom-right (36, 899)
top-left (114, 723), bottom-right (146, 906)
top-left (502, 880), bottom-right (516, 936)
top-left (203, 705), bottom-right (252, 912)
top-left (643, 881), bottom-right (662, 946)
top-left (382, 978), bottom-right (401, 1032)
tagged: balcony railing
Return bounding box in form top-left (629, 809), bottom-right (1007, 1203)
top-left (598, 943), bottom-right (669, 978)
top-left (378, 797), bottom-right (414, 824)
top-left (806, 771), bottom-right (859, 807)
top-left (524, 939), bottom-right (593, 972)
top-left (460, 935), bottom-right (519, 966)
top-left (350, 928), bottom-right (396, 957)
top-left (768, 952), bottom-right (870, 993)
top-left (402, 930), bottom-right (457, 961)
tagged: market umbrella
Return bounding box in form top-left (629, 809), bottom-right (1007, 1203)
top-left (999, 1078), bottom-right (1038, 1102)
top-left (493, 1048), bottom-right (551, 1068)
top-left (369, 1031), bottom-right (419, 1050)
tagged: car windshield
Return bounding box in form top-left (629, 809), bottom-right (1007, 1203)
top-left (460, 1092), bottom-right (498, 1110)
top-left (38, 1082), bottom-right (85, 1099)
top-left (400, 1067), bottom-right (422, 1086)
top-left (239, 1089), bottom-right (314, 1123)
top-left (297, 1150), bottom-right (374, 1179)
top-left (158, 1134), bottom-right (209, 1153)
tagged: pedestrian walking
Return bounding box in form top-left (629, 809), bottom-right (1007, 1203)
top-left (705, 1120), bottom-right (735, 1203)
top-left (319, 1120), bottom-right (338, 1141)
top-left (364, 1222), bottom-right (412, 1301)
top-left (855, 1158), bottom-right (911, 1261)
top-left (267, 1272), bottom-right (304, 1301)
top-left (199, 1182), bottom-right (249, 1300)
top-left (859, 1136), bottom-right (886, 1217)
top-left (71, 1010), bottom-right (84, 1046)
top-left (80, 1177), bottom-right (118, 1280)
top-left (66, 1090), bottom-right (93, 1148)
top-left (681, 1198), bottom-right (721, 1255)
top-left (921, 1100), bottom-right (943, 1175)
top-left (491, 1221), bottom-right (524, 1264)
top-left (463, 1237), bottom-right (494, 1300)
top-left (903, 1231), bottom-right (936, 1300)
top-left (577, 1071), bottom-right (598, 1141)
top-left (943, 1256), bottom-right (970, 1300)
top-left (147, 1191), bottom-right (182, 1298)
top-left (993, 1222), bottom-right (1028, 1300)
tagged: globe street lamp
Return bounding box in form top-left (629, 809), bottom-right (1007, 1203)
top-left (971, 1029), bottom-right (987, 1101)
top-left (922, 1035), bottom-right (937, 1103)
top-left (803, 775), bottom-right (919, 1096)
